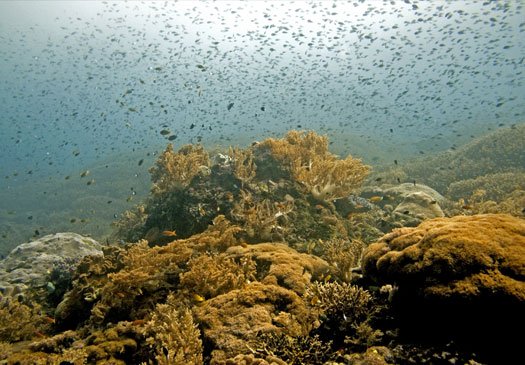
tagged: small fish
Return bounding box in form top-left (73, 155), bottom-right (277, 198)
top-left (394, 159), bottom-right (398, 165)
top-left (138, 159), bottom-right (144, 166)
top-left (87, 179), bottom-right (95, 186)
top-left (374, 177), bottom-right (382, 182)
top-left (80, 170), bottom-right (90, 178)
top-left (168, 135), bottom-right (177, 141)
top-left (162, 230), bottom-right (177, 237)
top-left (160, 129), bottom-right (170, 135)
top-left (368, 196), bottom-right (383, 203)
top-left (192, 293), bottom-right (205, 302)
top-left (227, 102), bottom-right (234, 111)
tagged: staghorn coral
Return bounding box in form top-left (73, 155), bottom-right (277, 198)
top-left (142, 293), bottom-right (203, 365)
top-left (258, 130), bottom-right (370, 201)
top-left (304, 282), bottom-right (381, 350)
top-left (231, 190), bottom-right (295, 242)
top-left (149, 143), bottom-right (210, 194)
top-left (218, 353), bottom-right (287, 365)
top-left (361, 214), bottom-right (525, 362)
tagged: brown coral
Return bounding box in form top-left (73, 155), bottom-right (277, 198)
top-left (362, 214), bottom-right (525, 301)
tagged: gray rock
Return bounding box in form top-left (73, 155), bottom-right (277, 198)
top-left (393, 191), bottom-right (445, 220)
top-left (0, 232), bottom-right (103, 293)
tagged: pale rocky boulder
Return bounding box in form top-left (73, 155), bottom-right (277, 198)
top-left (393, 191), bottom-right (444, 220)
top-left (0, 232), bottom-right (103, 293)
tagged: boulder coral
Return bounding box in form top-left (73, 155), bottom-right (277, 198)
top-left (361, 213), bottom-right (525, 360)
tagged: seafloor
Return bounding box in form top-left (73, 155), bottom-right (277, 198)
top-left (0, 126), bottom-right (524, 364)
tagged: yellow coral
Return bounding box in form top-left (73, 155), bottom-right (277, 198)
top-left (149, 143), bottom-right (210, 194)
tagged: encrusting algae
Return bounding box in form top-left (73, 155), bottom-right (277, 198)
top-left (1, 130), bottom-right (523, 364)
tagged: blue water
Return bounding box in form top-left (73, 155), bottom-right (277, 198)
top-left (0, 1), bottom-right (524, 253)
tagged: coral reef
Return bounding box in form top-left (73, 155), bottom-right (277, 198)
top-left (304, 282), bottom-right (382, 351)
top-left (224, 243), bottom-right (331, 294)
top-left (370, 123), bottom-right (525, 194)
top-left (316, 237), bottom-right (365, 282)
top-left (0, 295), bottom-right (51, 342)
top-left (254, 333), bottom-right (333, 365)
top-left (4, 129), bottom-right (521, 364)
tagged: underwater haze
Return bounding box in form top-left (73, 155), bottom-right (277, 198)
top-left (0, 0), bottom-right (524, 253)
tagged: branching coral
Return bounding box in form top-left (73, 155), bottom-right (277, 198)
top-left (229, 146), bottom-right (257, 187)
top-left (318, 237), bottom-right (366, 282)
top-left (304, 282), bottom-right (382, 350)
top-left (255, 333), bottom-right (333, 365)
top-left (142, 293), bottom-right (203, 365)
top-left (0, 295), bottom-right (50, 342)
top-left (149, 143), bottom-right (210, 194)
top-left (112, 204), bottom-right (148, 242)
top-left (258, 130), bottom-right (369, 201)
top-left (179, 252), bottom-right (256, 300)
top-left (231, 190), bottom-right (295, 242)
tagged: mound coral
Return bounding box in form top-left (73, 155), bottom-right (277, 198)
top-left (361, 213), bottom-right (525, 360)
top-left (194, 282), bottom-right (316, 363)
